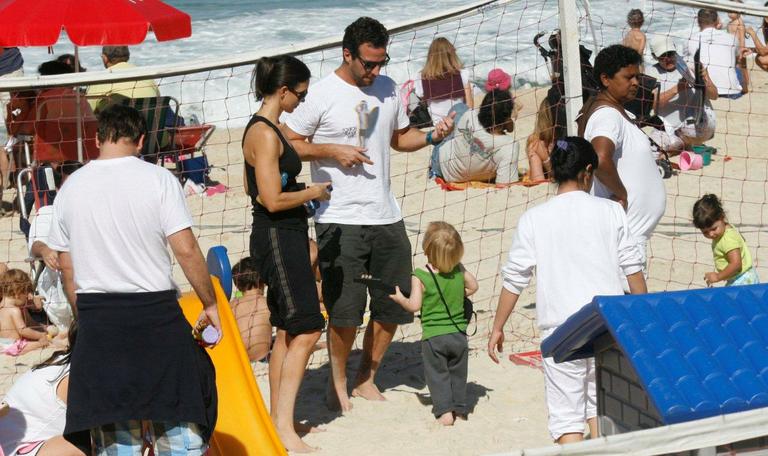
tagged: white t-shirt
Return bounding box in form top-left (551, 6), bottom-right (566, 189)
top-left (501, 191), bottom-right (644, 330)
top-left (46, 156), bottom-right (193, 293)
top-left (28, 205), bottom-right (71, 330)
top-left (286, 72), bottom-right (410, 225)
top-left (584, 107), bottom-right (666, 242)
top-left (687, 28), bottom-right (740, 95)
top-left (0, 363), bottom-right (69, 454)
top-left (415, 69), bottom-right (470, 122)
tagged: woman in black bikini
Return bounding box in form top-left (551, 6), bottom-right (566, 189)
top-left (242, 55), bottom-right (330, 453)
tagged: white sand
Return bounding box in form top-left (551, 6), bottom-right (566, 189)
top-left (2, 65), bottom-right (768, 455)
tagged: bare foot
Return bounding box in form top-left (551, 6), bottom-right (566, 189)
top-left (437, 412), bottom-right (455, 426)
top-left (351, 380), bottom-right (386, 401)
top-left (277, 426), bottom-right (317, 453)
top-left (325, 384), bottom-right (353, 412)
top-left (295, 422), bottom-right (326, 434)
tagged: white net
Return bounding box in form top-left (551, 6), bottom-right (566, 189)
top-left (1, 0), bottom-right (768, 451)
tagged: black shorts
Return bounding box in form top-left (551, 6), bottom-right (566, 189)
top-left (315, 220), bottom-right (414, 327)
top-left (249, 226), bottom-right (325, 335)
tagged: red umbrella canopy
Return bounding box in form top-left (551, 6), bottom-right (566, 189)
top-left (0, 0), bottom-right (191, 46)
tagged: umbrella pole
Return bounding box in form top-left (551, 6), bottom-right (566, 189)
top-left (75, 46), bottom-right (83, 162)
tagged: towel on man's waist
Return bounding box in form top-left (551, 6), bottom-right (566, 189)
top-left (63, 290), bottom-right (217, 441)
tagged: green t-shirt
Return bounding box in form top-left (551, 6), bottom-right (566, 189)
top-left (413, 266), bottom-right (467, 340)
top-left (713, 226), bottom-right (752, 274)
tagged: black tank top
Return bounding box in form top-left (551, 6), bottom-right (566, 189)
top-left (242, 114), bottom-right (307, 229)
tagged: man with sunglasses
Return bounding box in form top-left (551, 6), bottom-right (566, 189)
top-left (286, 16), bottom-right (455, 413)
top-left (646, 36), bottom-right (718, 152)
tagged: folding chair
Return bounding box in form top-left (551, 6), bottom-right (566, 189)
top-left (14, 88), bottom-right (99, 221)
top-left (118, 95), bottom-right (180, 164)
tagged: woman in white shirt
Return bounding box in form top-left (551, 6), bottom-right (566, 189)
top-left (415, 38), bottom-right (473, 123)
top-left (487, 137), bottom-right (647, 444)
top-left (0, 325), bottom-right (82, 456)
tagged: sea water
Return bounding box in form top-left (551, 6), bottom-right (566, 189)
top-left (16, 0), bottom-right (764, 125)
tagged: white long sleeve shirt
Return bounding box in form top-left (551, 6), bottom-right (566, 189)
top-left (501, 191), bottom-right (644, 330)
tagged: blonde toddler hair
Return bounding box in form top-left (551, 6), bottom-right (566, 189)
top-left (423, 221), bottom-right (464, 274)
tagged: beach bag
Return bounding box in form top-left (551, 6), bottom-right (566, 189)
top-left (427, 266), bottom-right (476, 336)
top-left (400, 79), bottom-right (433, 128)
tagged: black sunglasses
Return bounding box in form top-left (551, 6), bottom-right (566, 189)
top-left (288, 87), bottom-right (308, 102)
top-left (357, 53), bottom-right (390, 72)
top-left (658, 51), bottom-right (676, 59)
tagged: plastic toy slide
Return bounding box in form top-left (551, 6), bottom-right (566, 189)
top-left (178, 276), bottom-right (286, 456)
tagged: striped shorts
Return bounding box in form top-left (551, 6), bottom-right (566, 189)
top-left (92, 420), bottom-right (207, 456)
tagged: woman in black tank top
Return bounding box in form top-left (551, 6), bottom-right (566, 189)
top-left (242, 55), bottom-right (328, 453)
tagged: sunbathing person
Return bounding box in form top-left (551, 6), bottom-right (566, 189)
top-left (0, 322), bottom-right (83, 456)
top-left (430, 85), bottom-right (519, 184)
top-left (0, 269), bottom-right (62, 356)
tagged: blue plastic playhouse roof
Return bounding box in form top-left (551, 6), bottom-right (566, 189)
top-left (541, 284), bottom-right (768, 424)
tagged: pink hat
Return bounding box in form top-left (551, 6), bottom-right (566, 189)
top-left (485, 68), bottom-right (512, 91)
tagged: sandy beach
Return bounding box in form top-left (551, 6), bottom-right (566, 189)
top-left (2, 61), bottom-right (767, 455)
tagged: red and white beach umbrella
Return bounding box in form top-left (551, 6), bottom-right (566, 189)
top-left (0, 0), bottom-right (191, 161)
top-left (0, 0), bottom-right (191, 46)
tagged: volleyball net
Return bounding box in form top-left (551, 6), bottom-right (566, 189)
top-left (1, 0), bottom-right (768, 389)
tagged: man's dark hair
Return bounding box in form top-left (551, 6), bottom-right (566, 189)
top-left (593, 44), bottom-right (642, 86)
top-left (697, 9), bottom-right (718, 28)
top-left (38, 61), bottom-right (74, 76)
top-left (102, 46), bottom-right (130, 64)
top-left (97, 104), bottom-right (146, 145)
top-left (342, 17), bottom-right (389, 58)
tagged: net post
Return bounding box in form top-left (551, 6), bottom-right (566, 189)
top-left (558, 0), bottom-right (584, 136)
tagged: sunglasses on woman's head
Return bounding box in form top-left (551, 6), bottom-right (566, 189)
top-left (357, 53), bottom-right (390, 72)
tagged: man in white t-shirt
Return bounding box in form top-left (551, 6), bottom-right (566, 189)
top-left (686, 8), bottom-right (743, 98)
top-left (579, 44), bottom-right (666, 268)
top-left (285, 17), bottom-right (455, 412)
top-left (46, 104), bottom-right (220, 454)
top-left (645, 36), bottom-right (718, 152)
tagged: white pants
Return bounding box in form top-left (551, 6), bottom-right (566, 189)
top-left (542, 354), bottom-right (597, 441)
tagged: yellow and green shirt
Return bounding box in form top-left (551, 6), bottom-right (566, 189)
top-left (713, 226), bottom-right (752, 274)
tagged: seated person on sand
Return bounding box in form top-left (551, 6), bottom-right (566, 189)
top-left (415, 37), bottom-right (474, 123)
top-left (430, 70), bottom-right (519, 184)
top-left (526, 99), bottom-right (555, 181)
top-left (230, 256), bottom-right (271, 363)
top-left (0, 323), bottom-right (83, 456)
top-left (746, 23), bottom-right (768, 72)
top-left (86, 46), bottom-right (159, 111)
top-left (28, 161), bottom-right (82, 334)
top-left (645, 36), bottom-right (718, 153)
top-left (0, 269), bottom-right (64, 356)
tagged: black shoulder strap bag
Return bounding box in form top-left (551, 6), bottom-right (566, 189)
top-left (426, 265), bottom-right (476, 336)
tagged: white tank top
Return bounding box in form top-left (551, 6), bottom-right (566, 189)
top-left (0, 362), bottom-right (69, 454)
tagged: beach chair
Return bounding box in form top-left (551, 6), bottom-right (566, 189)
top-left (118, 95), bottom-right (180, 164)
top-left (170, 123), bottom-right (216, 184)
top-left (11, 88), bottom-right (99, 221)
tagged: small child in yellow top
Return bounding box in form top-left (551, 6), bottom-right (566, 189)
top-left (693, 194), bottom-right (758, 286)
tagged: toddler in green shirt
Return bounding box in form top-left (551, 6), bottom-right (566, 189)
top-left (390, 221), bottom-right (478, 426)
top-left (693, 194), bottom-right (759, 286)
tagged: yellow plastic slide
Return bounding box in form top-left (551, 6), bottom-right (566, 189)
top-left (178, 278), bottom-right (286, 456)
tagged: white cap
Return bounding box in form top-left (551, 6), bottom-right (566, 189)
top-left (650, 36), bottom-right (677, 58)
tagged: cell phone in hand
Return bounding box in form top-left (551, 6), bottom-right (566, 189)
top-left (354, 274), bottom-right (409, 297)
